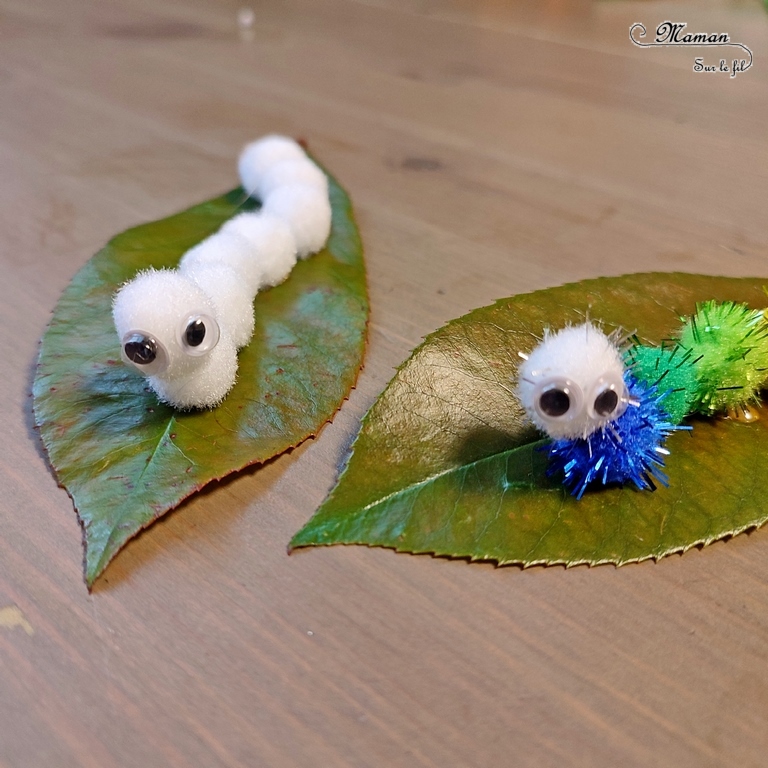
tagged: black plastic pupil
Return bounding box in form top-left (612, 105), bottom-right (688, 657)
top-left (185, 319), bottom-right (206, 347)
top-left (594, 389), bottom-right (619, 417)
top-left (124, 335), bottom-right (156, 365)
top-left (539, 388), bottom-right (570, 417)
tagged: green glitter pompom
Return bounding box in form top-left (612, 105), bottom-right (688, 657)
top-left (680, 300), bottom-right (768, 416)
top-left (625, 344), bottom-right (699, 424)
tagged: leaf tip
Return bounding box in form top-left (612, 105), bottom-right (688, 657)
top-left (287, 529), bottom-right (315, 552)
top-left (84, 545), bottom-right (113, 590)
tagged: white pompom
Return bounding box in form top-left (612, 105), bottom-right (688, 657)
top-left (180, 230), bottom-right (262, 296)
top-left (113, 269), bottom-right (215, 374)
top-left (238, 135), bottom-right (306, 196)
top-left (150, 331), bottom-right (238, 410)
top-left (220, 212), bottom-right (298, 287)
top-left (113, 269), bottom-right (238, 408)
top-left (257, 158), bottom-right (328, 200)
top-left (182, 262), bottom-right (255, 348)
top-left (263, 183), bottom-right (332, 258)
top-left (517, 323), bottom-right (628, 440)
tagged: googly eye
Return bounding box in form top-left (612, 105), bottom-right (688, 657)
top-left (121, 331), bottom-right (169, 375)
top-left (587, 372), bottom-right (628, 421)
top-left (533, 377), bottom-right (584, 423)
top-left (178, 313), bottom-right (220, 357)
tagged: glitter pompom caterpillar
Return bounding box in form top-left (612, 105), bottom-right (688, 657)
top-left (517, 300), bottom-right (768, 498)
top-left (112, 135), bottom-right (332, 409)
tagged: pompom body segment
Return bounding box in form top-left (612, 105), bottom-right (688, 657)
top-left (238, 135), bottom-right (307, 195)
top-left (179, 229), bottom-right (265, 295)
top-left (546, 373), bottom-right (689, 499)
top-left (263, 183), bottom-right (333, 259)
top-left (680, 300), bottom-right (768, 416)
top-left (220, 212), bottom-right (298, 287)
top-left (624, 344), bottom-right (698, 424)
top-left (180, 262), bottom-right (255, 347)
top-left (148, 331), bottom-right (239, 410)
top-left (256, 158), bottom-right (329, 200)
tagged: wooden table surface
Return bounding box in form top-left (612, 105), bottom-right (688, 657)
top-left (3, 0), bottom-right (768, 765)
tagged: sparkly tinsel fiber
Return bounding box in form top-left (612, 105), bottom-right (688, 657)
top-left (546, 373), bottom-right (689, 499)
top-left (680, 300), bottom-right (768, 416)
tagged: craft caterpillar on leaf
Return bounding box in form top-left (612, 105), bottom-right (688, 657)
top-left (517, 323), bottom-right (687, 499)
top-left (518, 300), bottom-right (768, 498)
top-left (112, 135), bottom-right (332, 409)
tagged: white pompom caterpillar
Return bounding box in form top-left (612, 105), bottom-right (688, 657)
top-left (517, 323), bottom-right (630, 440)
top-left (112, 135), bottom-right (332, 409)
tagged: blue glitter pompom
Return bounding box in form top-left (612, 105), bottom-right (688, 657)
top-left (546, 373), bottom-right (690, 499)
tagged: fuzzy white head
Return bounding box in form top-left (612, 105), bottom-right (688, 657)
top-left (112, 269), bottom-right (238, 409)
top-left (517, 322), bottom-right (629, 440)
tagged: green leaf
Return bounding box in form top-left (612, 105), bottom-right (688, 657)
top-left (34, 172), bottom-right (367, 587)
top-left (291, 273), bottom-right (768, 567)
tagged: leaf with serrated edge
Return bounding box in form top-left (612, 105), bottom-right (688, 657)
top-left (291, 273), bottom-right (768, 567)
top-left (34, 171), bottom-right (367, 587)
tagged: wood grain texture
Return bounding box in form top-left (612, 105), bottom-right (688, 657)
top-left (2, 0), bottom-right (768, 765)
